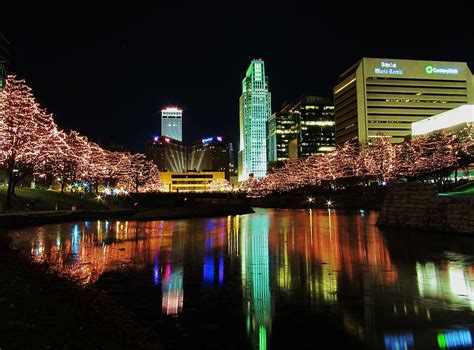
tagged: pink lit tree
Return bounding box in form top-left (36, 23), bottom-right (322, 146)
top-left (0, 76), bottom-right (57, 207)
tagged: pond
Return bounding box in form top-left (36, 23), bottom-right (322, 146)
top-left (9, 208), bottom-right (474, 349)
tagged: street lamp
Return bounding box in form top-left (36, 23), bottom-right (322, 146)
top-left (307, 196), bottom-right (314, 204)
top-left (326, 199), bottom-right (333, 209)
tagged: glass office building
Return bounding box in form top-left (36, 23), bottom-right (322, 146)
top-left (238, 59), bottom-right (271, 180)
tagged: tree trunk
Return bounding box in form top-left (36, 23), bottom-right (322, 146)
top-left (61, 180), bottom-right (65, 193)
top-left (6, 169), bottom-right (14, 209)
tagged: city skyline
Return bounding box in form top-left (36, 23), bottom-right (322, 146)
top-left (2, 6), bottom-right (474, 153)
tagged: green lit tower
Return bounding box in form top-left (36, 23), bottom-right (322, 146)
top-left (238, 59), bottom-right (271, 181)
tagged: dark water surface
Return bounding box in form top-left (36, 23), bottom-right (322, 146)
top-left (8, 208), bottom-right (474, 349)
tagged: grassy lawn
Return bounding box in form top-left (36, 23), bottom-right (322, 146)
top-left (0, 186), bottom-right (108, 212)
top-left (440, 181), bottom-right (474, 197)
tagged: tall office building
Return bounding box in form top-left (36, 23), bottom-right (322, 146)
top-left (188, 136), bottom-right (230, 179)
top-left (161, 107), bottom-right (183, 142)
top-left (267, 95), bottom-right (335, 169)
top-left (228, 142), bottom-right (237, 179)
top-left (333, 58), bottom-right (474, 145)
top-left (0, 33), bottom-right (10, 89)
top-left (145, 136), bottom-right (187, 172)
top-left (292, 95), bottom-right (335, 157)
top-left (238, 59), bottom-right (271, 180)
top-left (267, 103), bottom-right (298, 169)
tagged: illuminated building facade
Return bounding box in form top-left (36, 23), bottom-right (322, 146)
top-left (239, 59), bottom-right (271, 180)
top-left (292, 95), bottom-right (335, 157)
top-left (267, 103), bottom-right (298, 169)
top-left (159, 171), bottom-right (225, 192)
top-left (188, 136), bottom-right (230, 179)
top-left (229, 142), bottom-right (237, 181)
top-left (411, 104), bottom-right (474, 136)
top-left (334, 58), bottom-right (474, 145)
top-left (145, 136), bottom-right (187, 172)
top-left (161, 107), bottom-right (183, 142)
top-left (267, 95), bottom-right (335, 169)
top-left (0, 33), bottom-right (9, 89)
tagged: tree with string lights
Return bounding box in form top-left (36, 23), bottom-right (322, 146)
top-left (0, 76), bottom-right (58, 207)
top-left (126, 153), bottom-right (162, 193)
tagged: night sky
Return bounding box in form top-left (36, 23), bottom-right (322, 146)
top-left (3, 4), bottom-right (474, 153)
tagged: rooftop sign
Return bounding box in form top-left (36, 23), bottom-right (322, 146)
top-left (425, 65), bottom-right (460, 75)
top-left (374, 61), bottom-right (404, 75)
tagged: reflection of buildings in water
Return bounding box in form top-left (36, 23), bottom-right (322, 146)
top-left (26, 220), bottom-right (178, 284)
top-left (203, 218), bottom-right (226, 287)
top-left (268, 210), bottom-right (398, 306)
top-left (384, 332), bottom-right (414, 350)
top-left (417, 259), bottom-right (474, 311)
top-left (266, 209), bottom-right (399, 347)
top-left (227, 215), bottom-right (240, 260)
top-left (240, 213), bottom-right (272, 350)
top-left (384, 328), bottom-right (473, 350)
top-left (437, 329), bottom-right (473, 349)
top-left (160, 223), bottom-right (184, 315)
top-left (162, 266), bottom-right (183, 315)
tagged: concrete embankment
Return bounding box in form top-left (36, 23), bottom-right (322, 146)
top-left (0, 205), bottom-right (255, 229)
top-left (377, 183), bottom-right (474, 234)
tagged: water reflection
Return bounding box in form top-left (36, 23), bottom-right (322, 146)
top-left (240, 213), bottom-right (272, 350)
top-left (9, 208), bottom-right (474, 349)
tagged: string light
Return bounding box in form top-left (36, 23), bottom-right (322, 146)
top-left (240, 129), bottom-right (473, 197)
top-left (0, 75), bottom-right (164, 203)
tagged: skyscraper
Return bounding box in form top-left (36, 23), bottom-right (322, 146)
top-left (333, 58), bottom-right (474, 145)
top-left (292, 95), bottom-right (335, 157)
top-left (267, 103), bottom-right (298, 169)
top-left (238, 59), bottom-right (271, 180)
top-left (267, 95), bottom-right (335, 170)
top-left (161, 107), bottom-right (183, 142)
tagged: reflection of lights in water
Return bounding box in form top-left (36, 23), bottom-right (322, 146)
top-left (162, 266), bottom-right (183, 315)
top-left (56, 232), bottom-right (61, 249)
top-left (203, 236), bottom-right (214, 286)
top-left (416, 262), bottom-right (439, 297)
top-left (72, 224), bottom-right (80, 259)
top-left (328, 209), bottom-right (333, 239)
top-left (311, 264), bottom-right (337, 303)
top-left (33, 239), bottom-right (44, 257)
top-left (437, 329), bottom-right (472, 349)
top-left (241, 214), bottom-right (271, 350)
top-left (384, 332), bottom-right (414, 350)
top-left (278, 229), bottom-right (291, 290)
top-left (203, 255), bottom-right (215, 286)
top-left (218, 254), bottom-right (224, 286)
top-left (153, 257), bottom-right (160, 286)
top-left (449, 263), bottom-right (474, 309)
top-left (227, 216), bottom-right (240, 257)
top-left (417, 259), bottom-right (474, 311)
top-left (259, 326), bottom-right (267, 350)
